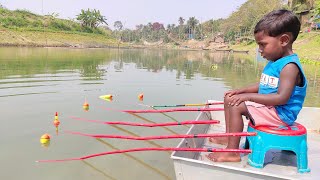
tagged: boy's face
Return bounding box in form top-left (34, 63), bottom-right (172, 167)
top-left (254, 31), bottom-right (283, 61)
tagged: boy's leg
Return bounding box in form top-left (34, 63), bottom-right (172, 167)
top-left (224, 96), bottom-right (231, 133)
top-left (226, 102), bottom-right (249, 149)
top-left (207, 100), bottom-right (250, 162)
top-left (209, 97), bottom-right (230, 145)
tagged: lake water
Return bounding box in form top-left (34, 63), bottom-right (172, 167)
top-left (0, 47), bottom-right (319, 180)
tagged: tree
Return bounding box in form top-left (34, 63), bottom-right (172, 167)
top-left (220, 0), bottom-right (283, 42)
top-left (187, 17), bottom-right (199, 39)
top-left (202, 19), bottom-right (222, 38)
top-left (166, 24), bottom-right (175, 33)
top-left (152, 22), bottom-right (164, 31)
top-left (178, 17), bottom-right (185, 26)
top-left (45, 12), bottom-right (59, 23)
top-left (315, 0), bottom-right (320, 15)
top-left (114, 21), bottom-right (123, 31)
top-left (76, 9), bottom-right (107, 28)
top-left (113, 21), bottom-right (123, 45)
top-left (136, 24), bottom-right (143, 31)
top-left (178, 17), bottom-right (185, 40)
top-left (289, 0), bottom-right (315, 11)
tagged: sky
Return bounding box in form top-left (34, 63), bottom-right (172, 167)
top-left (0, 0), bottom-right (247, 29)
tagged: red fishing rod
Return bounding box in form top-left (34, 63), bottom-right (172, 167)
top-left (65, 131), bottom-right (257, 140)
top-left (36, 147), bottom-right (252, 162)
top-left (70, 116), bottom-right (220, 127)
top-left (150, 101), bottom-right (224, 108)
top-left (102, 107), bottom-right (224, 113)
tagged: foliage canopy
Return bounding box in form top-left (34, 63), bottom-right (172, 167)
top-left (76, 9), bottom-right (108, 28)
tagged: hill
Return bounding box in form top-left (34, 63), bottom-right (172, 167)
top-left (231, 32), bottom-right (320, 63)
top-left (0, 7), bottom-right (117, 47)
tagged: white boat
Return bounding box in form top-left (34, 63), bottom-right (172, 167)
top-left (171, 100), bottom-right (320, 180)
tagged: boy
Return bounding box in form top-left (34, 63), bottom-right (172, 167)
top-left (207, 9), bottom-right (307, 162)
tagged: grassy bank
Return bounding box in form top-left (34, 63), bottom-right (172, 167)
top-left (0, 7), bottom-right (121, 48)
top-left (0, 27), bottom-right (120, 48)
top-left (1, 7), bottom-right (319, 62)
top-left (232, 32), bottom-right (320, 63)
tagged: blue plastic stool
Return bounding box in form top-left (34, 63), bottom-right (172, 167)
top-left (245, 122), bottom-right (310, 173)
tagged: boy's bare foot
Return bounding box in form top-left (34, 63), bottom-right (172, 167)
top-left (205, 152), bottom-right (241, 162)
top-left (208, 137), bottom-right (228, 145)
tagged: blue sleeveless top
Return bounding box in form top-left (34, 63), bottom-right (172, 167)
top-left (258, 54), bottom-right (307, 125)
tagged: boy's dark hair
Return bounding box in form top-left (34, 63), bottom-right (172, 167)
top-left (254, 9), bottom-right (301, 42)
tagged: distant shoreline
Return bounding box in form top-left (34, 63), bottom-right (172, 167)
top-left (0, 42), bottom-right (252, 55)
top-left (0, 28), bottom-right (319, 62)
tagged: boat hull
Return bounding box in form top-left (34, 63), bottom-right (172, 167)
top-left (171, 101), bottom-right (320, 180)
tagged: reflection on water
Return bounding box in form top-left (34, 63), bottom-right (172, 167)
top-left (0, 47), bottom-right (319, 180)
top-left (1, 47), bottom-right (319, 106)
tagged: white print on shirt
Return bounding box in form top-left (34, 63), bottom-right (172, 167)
top-left (260, 73), bottom-right (279, 88)
top-left (260, 74), bottom-right (268, 85)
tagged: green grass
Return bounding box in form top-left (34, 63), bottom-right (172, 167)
top-left (0, 7), bottom-right (119, 47)
top-left (0, 28), bottom-right (119, 48)
top-left (1, 6), bottom-right (319, 60)
top-left (295, 32), bottom-right (320, 62)
top-left (0, 7), bottom-right (109, 35)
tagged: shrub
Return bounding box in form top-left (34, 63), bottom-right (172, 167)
top-left (49, 20), bottom-right (72, 31)
top-left (31, 20), bottom-right (43, 28)
top-left (0, 17), bottom-right (29, 27)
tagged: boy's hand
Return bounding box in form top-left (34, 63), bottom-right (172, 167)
top-left (224, 89), bottom-right (240, 98)
top-left (229, 94), bottom-right (250, 106)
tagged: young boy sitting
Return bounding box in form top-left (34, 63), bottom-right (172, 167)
top-left (207, 9), bottom-right (307, 162)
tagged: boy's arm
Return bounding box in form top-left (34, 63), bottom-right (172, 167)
top-left (230, 64), bottom-right (299, 106)
top-left (225, 83), bottom-right (259, 97)
top-left (237, 83), bottom-right (259, 94)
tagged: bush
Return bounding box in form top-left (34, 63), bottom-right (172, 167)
top-left (0, 17), bottom-right (29, 27)
top-left (31, 20), bottom-right (43, 28)
top-left (14, 9), bottom-right (37, 17)
top-left (49, 20), bottom-right (72, 31)
top-left (0, 7), bottom-right (10, 15)
top-left (0, 7), bottom-right (109, 36)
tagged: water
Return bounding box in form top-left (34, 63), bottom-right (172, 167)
top-left (0, 47), bottom-right (319, 180)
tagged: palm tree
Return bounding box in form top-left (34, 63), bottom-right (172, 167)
top-left (187, 17), bottom-right (199, 39)
top-left (92, 9), bottom-right (107, 28)
top-left (178, 17), bottom-right (185, 26)
top-left (178, 17), bottom-right (185, 40)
